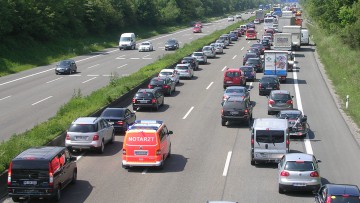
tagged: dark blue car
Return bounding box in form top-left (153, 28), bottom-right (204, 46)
top-left (229, 31), bottom-right (238, 41)
top-left (240, 66), bottom-right (256, 82)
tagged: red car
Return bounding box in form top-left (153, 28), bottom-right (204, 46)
top-left (223, 68), bottom-right (247, 89)
top-left (193, 26), bottom-right (202, 33)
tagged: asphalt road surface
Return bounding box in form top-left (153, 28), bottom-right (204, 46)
top-left (2, 14), bottom-right (360, 203)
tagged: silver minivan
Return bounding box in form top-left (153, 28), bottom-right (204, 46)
top-left (250, 118), bottom-right (290, 165)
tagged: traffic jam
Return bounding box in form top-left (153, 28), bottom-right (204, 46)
top-left (4, 6), bottom-right (360, 203)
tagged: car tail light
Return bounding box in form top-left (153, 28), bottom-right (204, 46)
top-left (148, 85), bottom-right (153, 88)
top-left (7, 162), bottom-right (12, 186)
top-left (93, 134), bottom-right (99, 141)
top-left (244, 109), bottom-right (248, 114)
top-left (186, 70), bottom-right (190, 73)
top-left (251, 138), bottom-right (254, 148)
top-left (66, 133), bottom-right (70, 140)
top-left (269, 99), bottom-right (275, 105)
top-left (259, 83), bottom-right (262, 88)
top-left (122, 149), bottom-right (126, 155)
top-left (132, 98), bottom-right (136, 103)
top-left (310, 171), bottom-right (319, 177)
top-left (49, 163), bottom-right (54, 187)
top-left (280, 171), bottom-right (290, 177)
top-left (286, 100), bottom-right (293, 104)
top-left (151, 98), bottom-right (157, 103)
top-left (286, 138), bottom-right (290, 148)
top-left (326, 196), bottom-right (332, 203)
top-left (116, 121), bottom-right (124, 125)
top-left (221, 109), bottom-right (224, 115)
top-left (156, 149), bottom-right (161, 155)
top-left (164, 85), bottom-right (170, 89)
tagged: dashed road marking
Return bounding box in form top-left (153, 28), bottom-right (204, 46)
top-left (46, 77), bottom-right (63, 84)
top-left (82, 77), bottom-right (97, 84)
top-left (206, 82), bottom-right (214, 90)
top-left (183, 106), bottom-right (194, 119)
top-left (32, 96), bottom-right (53, 106)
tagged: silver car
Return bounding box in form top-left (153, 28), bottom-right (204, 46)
top-left (191, 52), bottom-right (207, 64)
top-left (278, 153), bottom-right (321, 194)
top-left (202, 46), bottom-right (216, 58)
top-left (175, 63), bottom-right (194, 79)
top-left (65, 117), bottom-right (115, 154)
top-left (267, 90), bottom-right (294, 115)
top-left (215, 39), bottom-right (226, 48)
top-left (213, 43), bottom-right (224, 53)
top-left (158, 68), bottom-right (180, 84)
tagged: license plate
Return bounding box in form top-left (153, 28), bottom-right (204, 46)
top-left (293, 183), bottom-right (306, 187)
top-left (255, 153), bottom-right (267, 158)
top-left (226, 81), bottom-right (233, 83)
top-left (139, 100), bottom-right (148, 103)
top-left (231, 111), bottom-right (239, 115)
top-left (76, 136), bottom-right (86, 140)
top-left (24, 181), bottom-right (37, 185)
top-left (266, 87), bottom-right (273, 89)
top-left (134, 150), bottom-right (148, 156)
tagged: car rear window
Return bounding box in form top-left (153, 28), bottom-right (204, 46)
top-left (225, 71), bottom-right (240, 77)
top-left (328, 196), bottom-right (359, 203)
top-left (247, 30), bottom-right (255, 34)
top-left (272, 93), bottom-right (291, 100)
top-left (247, 59), bottom-right (259, 64)
top-left (160, 71), bottom-right (172, 76)
top-left (12, 160), bottom-right (49, 170)
top-left (225, 88), bottom-right (245, 94)
top-left (192, 53), bottom-right (203, 56)
top-left (203, 47), bottom-right (211, 51)
top-left (135, 92), bottom-right (154, 99)
top-left (101, 109), bottom-right (125, 117)
top-left (279, 112), bottom-right (301, 119)
top-left (126, 132), bottom-right (157, 145)
top-left (150, 79), bottom-right (165, 85)
top-left (284, 161), bottom-right (315, 171)
top-left (59, 61), bottom-right (71, 66)
top-left (176, 66), bottom-right (189, 70)
top-left (223, 100), bottom-right (246, 109)
top-left (240, 67), bottom-right (253, 72)
top-left (68, 124), bottom-right (97, 133)
top-left (261, 77), bottom-right (277, 83)
top-left (255, 130), bottom-right (284, 143)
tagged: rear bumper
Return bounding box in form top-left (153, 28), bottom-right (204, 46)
top-left (65, 140), bottom-right (101, 149)
top-left (222, 115), bottom-right (249, 122)
top-left (279, 183), bottom-right (320, 192)
top-left (8, 187), bottom-right (56, 198)
top-left (122, 160), bottom-right (163, 167)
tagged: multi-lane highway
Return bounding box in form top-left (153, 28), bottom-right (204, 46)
top-left (2, 13), bottom-right (360, 203)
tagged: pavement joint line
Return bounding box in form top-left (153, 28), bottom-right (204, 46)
top-left (293, 54), bottom-right (314, 155)
top-left (117, 64), bottom-right (128, 69)
top-left (182, 106), bottom-right (194, 119)
top-left (0, 68), bottom-right (55, 86)
top-left (32, 96), bottom-right (53, 106)
top-left (76, 54), bottom-right (102, 63)
top-left (232, 55), bottom-right (237, 59)
top-left (0, 95), bottom-right (11, 101)
top-left (82, 77), bottom-right (97, 84)
top-left (46, 77), bottom-right (63, 84)
top-left (87, 64), bottom-right (100, 69)
top-left (221, 66), bottom-right (228, 71)
top-left (222, 151), bottom-right (232, 176)
top-left (142, 168), bottom-right (148, 174)
top-left (206, 82), bottom-right (214, 90)
top-left (116, 58), bottom-right (126, 60)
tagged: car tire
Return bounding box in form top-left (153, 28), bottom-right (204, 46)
top-left (11, 197), bottom-right (20, 202)
top-left (154, 104), bottom-right (159, 111)
top-left (98, 141), bottom-right (105, 154)
top-left (278, 186), bottom-right (285, 194)
top-left (132, 105), bottom-right (137, 111)
top-left (71, 170), bottom-right (77, 184)
top-left (161, 99), bottom-right (164, 106)
top-left (110, 131), bottom-right (115, 144)
top-left (122, 163), bottom-right (129, 169)
top-left (168, 144), bottom-right (171, 158)
top-left (250, 159), bottom-right (255, 166)
top-left (221, 119), bottom-right (226, 126)
top-left (268, 111), bottom-right (272, 115)
top-left (53, 187), bottom-right (61, 202)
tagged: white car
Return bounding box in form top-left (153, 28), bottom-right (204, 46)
top-left (235, 14), bottom-right (242, 19)
top-left (214, 43), bottom-right (224, 54)
top-left (175, 64), bottom-right (194, 79)
top-left (254, 19), bottom-right (260, 24)
top-left (215, 40), bottom-right (226, 48)
top-left (227, 16), bottom-right (235, 21)
top-left (158, 69), bottom-right (180, 84)
top-left (202, 46), bottom-right (216, 58)
top-left (138, 41), bottom-right (153, 52)
top-left (191, 52), bottom-right (208, 64)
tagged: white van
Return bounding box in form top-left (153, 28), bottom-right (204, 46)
top-left (250, 118), bottom-right (290, 165)
top-left (301, 29), bottom-right (309, 45)
top-left (119, 33), bottom-right (136, 50)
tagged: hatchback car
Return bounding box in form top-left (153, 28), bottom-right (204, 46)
top-left (268, 90), bottom-right (294, 115)
top-left (193, 26), bottom-right (202, 33)
top-left (259, 75), bottom-right (280, 96)
top-left (175, 63), bottom-right (194, 79)
top-left (251, 43), bottom-right (266, 55)
top-left (100, 108), bottom-right (136, 133)
top-left (240, 66), bottom-right (256, 82)
top-left (132, 88), bottom-right (164, 111)
top-left (158, 69), bottom-right (180, 84)
top-left (138, 41), bottom-right (153, 52)
top-left (247, 47), bottom-right (261, 57)
top-left (243, 53), bottom-right (258, 65)
top-left (254, 18), bottom-right (260, 24)
top-left (181, 56), bottom-right (199, 70)
top-left (229, 31), bottom-right (238, 41)
top-left (55, 59), bottom-right (77, 75)
top-left (245, 57), bottom-right (263, 73)
top-left (223, 86), bottom-right (250, 102)
top-left (65, 117), bottom-right (115, 154)
top-left (261, 39), bottom-right (271, 50)
top-left (202, 46), bottom-right (216, 58)
top-left (148, 76), bottom-right (176, 96)
top-left (165, 39), bottom-right (179, 50)
top-left (219, 35), bottom-right (230, 46)
top-left (315, 184), bottom-right (360, 203)
top-left (223, 68), bottom-right (247, 89)
top-left (214, 43), bottom-right (224, 54)
top-left (278, 153), bottom-right (321, 194)
top-left (191, 52), bottom-right (208, 64)
top-left (221, 97), bottom-right (253, 126)
top-left (227, 16), bottom-right (235, 21)
top-left (216, 39), bottom-right (227, 48)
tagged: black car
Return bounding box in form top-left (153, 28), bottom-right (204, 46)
top-left (165, 39), bottom-right (179, 51)
top-left (132, 88), bottom-right (164, 111)
top-left (100, 108), bottom-right (136, 133)
top-left (243, 53), bottom-right (258, 65)
top-left (55, 59), bottom-right (77, 75)
top-left (181, 56), bottom-right (199, 70)
top-left (258, 75), bottom-right (280, 96)
top-left (315, 184), bottom-right (360, 203)
top-left (245, 57), bottom-right (263, 73)
top-left (277, 109), bottom-right (308, 138)
top-left (251, 43), bottom-right (265, 55)
top-left (7, 147), bottom-right (77, 202)
top-left (221, 96), bottom-right (253, 126)
top-left (247, 47), bottom-right (261, 57)
top-left (261, 39), bottom-right (271, 50)
top-left (148, 76), bottom-right (176, 96)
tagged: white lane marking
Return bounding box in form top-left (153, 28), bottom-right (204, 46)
top-left (32, 96), bottom-right (53, 106)
top-left (142, 168), bottom-right (148, 174)
top-left (87, 75), bottom-right (99, 77)
top-left (222, 151), bottom-right (232, 176)
top-left (69, 75), bottom-right (81, 77)
top-left (87, 64), bottom-right (100, 69)
top-left (117, 64), bottom-right (128, 69)
top-left (76, 54), bottom-right (102, 63)
top-left (241, 47), bottom-right (244, 50)
top-left (107, 50), bottom-right (118, 54)
top-left (206, 82), bottom-right (214, 90)
top-left (293, 55), bottom-right (313, 155)
top-left (76, 152), bottom-right (86, 161)
top-left (130, 58), bottom-right (140, 60)
top-left (189, 37), bottom-right (193, 40)
top-left (143, 54), bottom-right (150, 58)
top-left (82, 77), bottom-right (97, 84)
top-left (122, 74), bottom-right (130, 77)
top-left (0, 68), bottom-right (54, 86)
top-left (222, 66), bottom-right (228, 71)
top-left (0, 96), bottom-right (11, 101)
top-left (182, 106), bottom-right (194, 119)
top-left (102, 74), bottom-right (112, 77)
top-left (247, 41), bottom-right (250, 44)
top-left (116, 57), bottom-right (126, 60)
top-left (46, 77), bottom-right (63, 84)
top-left (249, 82), bottom-right (253, 88)
top-left (232, 55), bottom-right (237, 59)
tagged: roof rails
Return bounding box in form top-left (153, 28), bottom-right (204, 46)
top-left (128, 120), bottom-right (164, 131)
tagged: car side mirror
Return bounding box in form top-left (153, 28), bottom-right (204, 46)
top-left (291, 96), bottom-right (294, 98)
top-left (168, 131), bottom-right (173, 135)
top-left (316, 160), bottom-right (322, 163)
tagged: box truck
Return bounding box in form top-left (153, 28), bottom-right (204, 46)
top-left (273, 33), bottom-right (292, 51)
top-left (264, 50), bottom-right (288, 82)
top-left (282, 26), bottom-right (301, 50)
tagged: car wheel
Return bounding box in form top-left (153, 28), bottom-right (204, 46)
top-left (53, 187), bottom-right (61, 202)
top-left (98, 141), bottom-right (105, 154)
top-left (168, 144), bottom-right (171, 158)
top-left (161, 99), bottom-right (164, 106)
top-left (268, 111), bottom-right (272, 115)
top-left (158, 157), bottom-right (165, 170)
top-left (71, 170), bottom-right (77, 184)
top-left (221, 119), bottom-right (226, 126)
top-left (122, 163), bottom-right (129, 169)
top-left (278, 186), bottom-right (285, 194)
top-left (154, 104), bottom-right (159, 111)
top-left (250, 159), bottom-right (255, 165)
top-left (11, 197), bottom-right (20, 202)
top-left (110, 131), bottom-right (115, 144)
top-left (132, 105), bottom-right (137, 111)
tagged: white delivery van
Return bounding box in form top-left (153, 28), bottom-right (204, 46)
top-left (250, 118), bottom-right (289, 165)
top-left (119, 33), bottom-right (136, 50)
top-left (301, 29), bottom-right (309, 45)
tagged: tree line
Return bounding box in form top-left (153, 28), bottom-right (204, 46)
top-left (301, 0), bottom-right (360, 48)
top-left (0, 0), bottom-right (273, 42)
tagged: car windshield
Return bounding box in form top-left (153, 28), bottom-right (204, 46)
top-left (150, 79), bottom-right (165, 85)
top-left (120, 37), bottom-right (131, 42)
top-left (203, 47), bottom-right (211, 51)
top-left (255, 130), bottom-right (284, 143)
top-left (167, 40), bottom-right (175, 44)
top-left (59, 61), bottom-right (71, 66)
top-left (135, 92), bottom-right (154, 99)
top-left (240, 67), bottom-right (253, 72)
top-left (225, 71), bottom-right (240, 78)
top-left (160, 72), bottom-right (172, 76)
top-left (272, 93), bottom-right (291, 100)
top-left (225, 88), bottom-right (245, 94)
top-left (101, 109), bottom-right (125, 117)
top-left (68, 124), bottom-right (97, 133)
top-left (223, 100), bottom-right (246, 109)
top-left (192, 53), bottom-right (203, 56)
top-left (247, 30), bottom-right (255, 33)
top-left (279, 112), bottom-right (301, 119)
top-left (176, 66), bottom-right (189, 70)
top-left (284, 161), bottom-right (315, 171)
top-left (261, 77), bottom-right (278, 83)
top-left (247, 59), bottom-right (259, 64)
top-left (141, 42), bottom-right (150, 45)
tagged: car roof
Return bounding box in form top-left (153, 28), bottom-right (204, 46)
top-left (141, 41), bottom-right (151, 44)
top-left (192, 52), bottom-right (203, 54)
top-left (284, 153), bottom-right (313, 162)
top-left (279, 109), bottom-right (301, 114)
top-left (137, 88), bottom-right (156, 93)
top-left (128, 120), bottom-right (164, 131)
top-left (160, 69), bottom-right (175, 72)
top-left (176, 63), bottom-right (190, 67)
top-left (151, 77), bottom-right (166, 81)
top-left (226, 96), bottom-right (246, 102)
top-left (14, 147), bottom-right (65, 160)
top-left (247, 57), bottom-right (260, 61)
top-left (271, 90), bottom-right (290, 94)
top-left (241, 66), bottom-right (254, 69)
top-left (73, 117), bottom-right (98, 124)
top-left (325, 184), bottom-right (360, 196)
top-left (262, 75), bottom-right (278, 78)
top-left (203, 46), bottom-right (212, 48)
